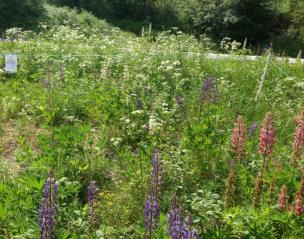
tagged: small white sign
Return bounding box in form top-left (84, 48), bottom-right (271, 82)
top-left (5, 54), bottom-right (17, 73)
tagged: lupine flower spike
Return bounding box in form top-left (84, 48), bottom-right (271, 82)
top-left (292, 111), bottom-right (304, 166)
top-left (168, 198), bottom-right (184, 239)
top-left (38, 171), bottom-right (57, 239)
top-left (269, 178), bottom-right (275, 204)
top-left (296, 171), bottom-right (304, 200)
top-left (278, 185), bottom-right (288, 211)
top-left (200, 76), bottom-right (219, 104)
top-left (294, 197), bottom-right (304, 216)
top-left (224, 170), bottom-right (237, 208)
top-left (87, 181), bottom-right (100, 228)
top-left (151, 149), bottom-right (163, 198)
top-left (253, 170), bottom-right (264, 208)
top-left (145, 191), bottom-right (159, 238)
top-left (144, 150), bottom-right (163, 238)
top-left (182, 218), bottom-right (200, 239)
top-left (231, 115), bottom-right (247, 161)
top-left (182, 227), bottom-right (200, 239)
top-left (248, 122), bottom-right (259, 136)
top-left (259, 112), bottom-right (275, 167)
top-left (293, 170), bottom-right (304, 216)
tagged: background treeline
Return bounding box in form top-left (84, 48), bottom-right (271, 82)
top-left (0, 0), bottom-right (303, 54)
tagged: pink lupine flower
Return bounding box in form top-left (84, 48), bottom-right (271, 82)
top-left (231, 116), bottom-right (247, 160)
top-left (294, 197), bottom-right (304, 216)
top-left (259, 112), bottom-right (275, 157)
top-left (292, 112), bottom-right (304, 165)
top-left (278, 185), bottom-right (288, 211)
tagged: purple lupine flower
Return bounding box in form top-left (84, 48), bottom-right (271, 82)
top-left (151, 149), bottom-right (163, 198)
top-left (43, 172), bottom-right (57, 209)
top-left (38, 171), bottom-right (57, 239)
top-left (144, 193), bottom-right (159, 233)
top-left (168, 200), bottom-right (184, 239)
top-left (200, 76), bottom-right (219, 103)
top-left (144, 150), bottom-right (163, 238)
top-left (182, 225), bottom-right (200, 239)
top-left (38, 199), bottom-right (56, 239)
top-left (248, 122), bottom-right (259, 136)
top-left (87, 181), bottom-right (100, 228)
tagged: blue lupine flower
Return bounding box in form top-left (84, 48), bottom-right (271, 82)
top-left (168, 200), bottom-right (184, 239)
top-left (151, 150), bottom-right (163, 196)
top-left (144, 193), bottom-right (159, 232)
top-left (38, 171), bottom-right (57, 239)
top-left (200, 76), bottom-right (219, 103)
top-left (248, 122), bottom-right (259, 136)
top-left (182, 225), bottom-right (200, 239)
top-left (87, 181), bottom-right (100, 227)
top-left (144, 150), bottom-right (163, 238)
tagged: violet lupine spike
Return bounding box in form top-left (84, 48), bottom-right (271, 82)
top-left (182, 225), bottom-right (200, 239)
top-left (38, 199), bottom-right (56, 239)
top-left (151, 149), bottom-right (163, 198)
top-left (144, 150), bottom-right (163, 238)
top-left (168, 200), bottom-right (184, 239)
top-left (38, 172), bottom-right (57, 239)
top-left (87, 181), bottom-right (100, 228)
top-left (200, 76), bottom-right (219, 103)
top-left (248, 122), bottom-right (259, 136)
top-left (43, 172), bottom-right (57, 209)
top-left (144, 193), bottom-right (159, 236)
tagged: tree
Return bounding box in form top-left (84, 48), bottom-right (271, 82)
top-left (231, 0), bottom-right (279, 42)
top-left (189, 0), bottom-right (279, 43)
top-left (0, 0), bottom-right (45, 32)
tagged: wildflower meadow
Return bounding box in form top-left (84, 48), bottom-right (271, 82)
top-left (0, 22), bottom-right (304, 239)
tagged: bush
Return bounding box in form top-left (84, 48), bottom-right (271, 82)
top-left (44, 4), bottom-right (111, 32)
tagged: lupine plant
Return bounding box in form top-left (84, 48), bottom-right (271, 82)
top-left (200, 76), bottom-right (219, 104)
top-left (168, 198), bottom-right (199, 239)
top-left (224, 115), bottom-right (246, 208)
top-left (253, 112), bottom-right (275, 208)
top-left (144, 150), bottom-right (163, 238)
top-left (38, 171), bottom-right (57, 239)
top-left (2, 23), bottom-right (304, 239)
top-left (292, 111), bottom-right (304, 165)
top-left (87, 181), bottom-right (100, 229)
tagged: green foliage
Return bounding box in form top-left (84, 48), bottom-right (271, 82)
top-left (0, 24), bottom-right (304, 238)
top-left (44, 4), bottom-right (112, 32)
top-left (187, 0), bottom-right (279, 42)
top-left (0, 0), bottom-right (45, 33)
top-left (47, 0), bottom-right (179, 33)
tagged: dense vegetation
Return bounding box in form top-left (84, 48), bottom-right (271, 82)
top-left (0, 19), bottom-right (304, 238)
top-left (1, 0), bottom-right (304, 55)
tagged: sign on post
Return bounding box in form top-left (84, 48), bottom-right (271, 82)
top-left (5, 54), bottom-right (17, 73)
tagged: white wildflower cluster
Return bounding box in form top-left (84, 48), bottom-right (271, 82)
top-left (110, 137), bottom-right (122, 147)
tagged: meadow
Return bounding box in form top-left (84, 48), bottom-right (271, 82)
top-left (0, 24), bottom-right (304, 238)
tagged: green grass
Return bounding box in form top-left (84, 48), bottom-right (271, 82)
top-left (0, 25), bottom-right (304, 238)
